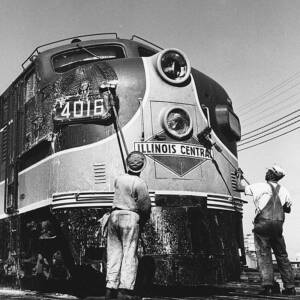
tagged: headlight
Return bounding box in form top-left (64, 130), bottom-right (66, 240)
top-left (156, 49), bottom-right (191, 84)
top-left (162, 107), bottom-right (192, 139)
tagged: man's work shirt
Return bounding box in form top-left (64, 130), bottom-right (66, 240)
top-left (113, 173), bottom-right (151, 216)
top-left (244, 182), bottom-right (291, 215)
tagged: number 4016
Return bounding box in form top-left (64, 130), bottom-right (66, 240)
top-left (60, 99), bottom-right (104, 118)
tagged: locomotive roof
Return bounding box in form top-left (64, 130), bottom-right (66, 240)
top-left (23, 33), bottom-right (162, 69)
top-left (36, 38), bottom-right (157, 64)
top-left (1, 34), bottom-right (161, 96)
top-left (41, 39), bottom-right (156, 58)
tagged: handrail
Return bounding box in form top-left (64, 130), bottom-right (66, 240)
top-left (131, 35), bottom-right (164, 50)
top-left (22, 32), bottom-right (118, 70)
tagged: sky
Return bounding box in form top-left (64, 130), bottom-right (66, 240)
top-left (0, 0), bottom-right (299, 259)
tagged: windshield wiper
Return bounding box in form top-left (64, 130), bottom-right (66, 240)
top-left (76, 44), bottom-right (103, 60)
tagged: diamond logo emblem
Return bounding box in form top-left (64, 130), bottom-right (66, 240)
top-left (134, 132), bottom-right (212, 177)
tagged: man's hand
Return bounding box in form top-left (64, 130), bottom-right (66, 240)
top-left (235, 168), bottom-right (246, 192)
top-left (283, 202), bottom-right (291, 213)
top-left (236, 168), bottom-right (244, 178)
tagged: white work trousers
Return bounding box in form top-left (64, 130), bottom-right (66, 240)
top-left (106, 210), bottom-right (140, 290)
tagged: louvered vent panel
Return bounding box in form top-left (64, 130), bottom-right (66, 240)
top-left (93, 163), bottom-right (106, 184)
top-left (231, 171), bottom-right (237, 191)
top-left (1, 128), bottom-right (8, 162)
top-left (3, 100), bottom-right (8, 124)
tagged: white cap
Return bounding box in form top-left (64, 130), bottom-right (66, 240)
top-left (267, 165), bottom-right (286, 178)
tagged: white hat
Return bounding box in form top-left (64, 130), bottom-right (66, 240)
top-left (267, 165), bottom-right (286, 178)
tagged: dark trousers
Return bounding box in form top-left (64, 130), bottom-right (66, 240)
top-left (253, 219), bottom-right (294, 288)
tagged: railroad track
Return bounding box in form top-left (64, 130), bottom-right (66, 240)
top-left (1, 272), bottom-right (300, 300)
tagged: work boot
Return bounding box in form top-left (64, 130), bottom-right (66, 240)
top-left (282, 287), bottom-right (296, 295)
top-left (105, 288), bottom-right (118, 299)
top-left (259, 285), bottom-right (273, 296)
top-left (117, 289), bottom-right (140, 300)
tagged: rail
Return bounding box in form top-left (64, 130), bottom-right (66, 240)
top-left (131, 34), bottom-right (164, 50)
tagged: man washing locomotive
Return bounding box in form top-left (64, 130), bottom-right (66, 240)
top-left (236, 165), bottom-right (296, 296)
top-left (105, 151), bottom-right (151, 300)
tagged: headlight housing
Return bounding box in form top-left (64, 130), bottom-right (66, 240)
top-left (161, 107), bottom-right (192, 139)
top-left (215, 105), bottom-right (241, 141)
top-left (157, 48), bottom-right (191, 84)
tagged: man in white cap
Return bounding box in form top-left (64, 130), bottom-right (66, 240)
top-left (105, 151), bottom-right (151, 300)
top-left (236, 165), bottom-right (296, 296)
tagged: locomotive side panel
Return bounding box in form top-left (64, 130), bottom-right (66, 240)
top-left (16, 58), bottom-right (146, 209)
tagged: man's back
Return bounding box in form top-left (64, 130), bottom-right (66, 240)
top-left (245, 182), bottom-right (291, 213)
top-left (113, 173), bottom-right (151, 216)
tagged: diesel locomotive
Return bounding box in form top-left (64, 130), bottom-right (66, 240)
top-left (0, 33), bottom-right (244, 294)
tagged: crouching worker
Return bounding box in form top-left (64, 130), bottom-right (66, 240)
top-left (106, 151), bottom-right (151, 300)
top-left (236, 165), bottom-right (296, 296)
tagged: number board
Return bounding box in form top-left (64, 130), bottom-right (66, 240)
top-left (53, 96), bottom-right (112, 123)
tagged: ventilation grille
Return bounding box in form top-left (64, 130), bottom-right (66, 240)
top-left (93, 163), bottom-right (106, 184)
top-left (3, 100), bottom-right (8, 124)
top-left (1, 127), bottom-right (8, 162)
top-left (231, 171), bottom-right (237, 191)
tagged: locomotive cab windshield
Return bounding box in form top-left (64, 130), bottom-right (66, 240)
top-left (52, 45), bottom-right (126, 73)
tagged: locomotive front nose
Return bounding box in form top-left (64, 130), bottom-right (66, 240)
top-left (156, 48), bottom-right (191, 84)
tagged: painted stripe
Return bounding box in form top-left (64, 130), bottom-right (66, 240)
top-left (51, 190), bottom-right (156, 210)
top-left (155, 190), bottom-right (207, 197)
top-left (207, 199), bottom-right (242, 207)
top-left (52, 191), bottom-right (156, 198)
top-left (141, 57), bottom-right (151, 113)
top-left (0, 189), bottom-right (243, 219)
top-left (155, 190), bottom-right (246, 203)
top-left (0, 213), bottom-right (8, 219)
top-left (207, 205), bottom-right (242, 212)
top-left (0, 198), bottom-right (53, 219)
top-left (208, 196), bottom-right (245, 204)
top-left (53, 202), bottom-right (242, 212)
top-left (208, 200), bottom-right (241, 208)
top-left (0, 125), bottom-right (7, 133)
top-left (18, 198), bottom-right (53, 213)
top-left (210, 202), bottom-right (244, 209)
top-left (0, 76), bottom-right (149, 184)
top-left (52, 203), bottom-right (114, 209)
top-left (51, 190), bottom-right (243, 213)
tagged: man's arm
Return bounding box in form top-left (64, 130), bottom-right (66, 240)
top-left (283, 202), bottom-right (291, 213)
top-left (135, 181), bottom-right (151, 226)
top-left (235, 170), bottom-right (263, 215)
top-left (283, 190), bottom-right (292, 213)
